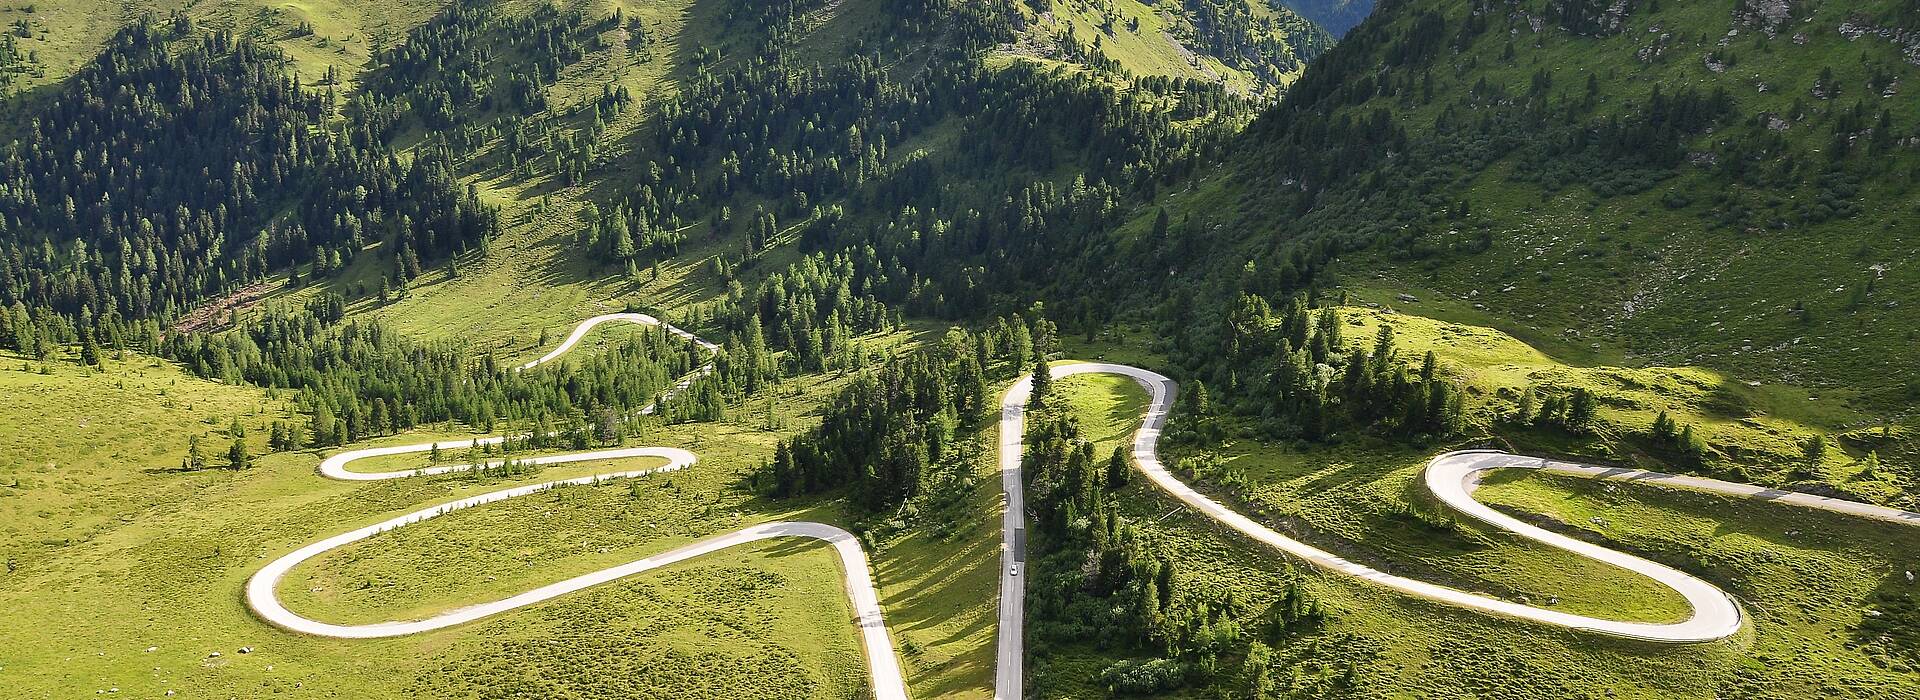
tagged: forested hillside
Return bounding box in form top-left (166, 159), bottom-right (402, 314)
top-left (1130, 0), bottom-right (1920, 400)
top-left (0, 17), bottom-right (496, 360)
top-left (0, 0), bottom-right (1334, 359)
top-left (5, 0), bottom-right (1919, 699)
top-left (746, 0), bottom-right (1920, 694)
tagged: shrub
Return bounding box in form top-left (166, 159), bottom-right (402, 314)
top-left (1100, 658), bottom-right (1191, 695)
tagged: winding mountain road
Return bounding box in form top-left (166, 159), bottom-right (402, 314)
top-left (249, 316), bottom-right (1920, 699)
top-left (994, 362), bottom-right (1920, 695)
top-left (246, 314), bottom-right (907, 700)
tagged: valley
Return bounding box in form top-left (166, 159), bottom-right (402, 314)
top-left (2, 0), bottom-right (1918, 698)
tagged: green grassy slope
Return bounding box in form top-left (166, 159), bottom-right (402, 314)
top-left (0, 350), bottom-right (293, 569)
top-left (0, 0), bottom-right (448, 90)
top-left (0, 1), bottom-right (1320, 693)
top-left (999, 0), bottom-right (1333, 98)
top-left (1145, 0), bottom-right (1920, 399)
top-left (1051, 306), bottom-right (1919, 698)
top-left (0, 343), bottom-right (899, 698)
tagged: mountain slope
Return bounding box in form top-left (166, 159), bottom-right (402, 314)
top-left (1274, 0), bottom-right (1376, 36)
top-left (0, 3), bottom-right (1334, 699)
top-left (1003, 0), bottom-right (1335, 98)
top-left (1152, 0), bottom-right (1920, 399)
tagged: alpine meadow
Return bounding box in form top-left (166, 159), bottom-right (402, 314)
top-left (1, 0), bottom-right (1918, 698)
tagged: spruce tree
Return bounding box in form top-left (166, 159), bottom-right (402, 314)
top-left (1678, 424), bottom-right (1702, 457)
top-left (79, 332), bottom-right (101, 367)
top-left (1106, 445), bottom-right (1131, 488)
top-left (1566, 388), bottom-right (1597, 433)
top-left (228, 438), bottom-right (252, 470)
top-left (186, 435), bottom-right (208, 471)
top-left (1651, 410), bottom-right (1677, 443)
top-left (1029, 355), bottom-right (1053, 410)
top-left (1803, 434), bottom-right (1829, 477)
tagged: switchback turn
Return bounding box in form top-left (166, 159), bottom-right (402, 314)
top-left (249, 325), bottom-right (1920, 700)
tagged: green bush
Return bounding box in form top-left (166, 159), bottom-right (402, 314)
top-left (1100, 658), bottom-right (1191, 695)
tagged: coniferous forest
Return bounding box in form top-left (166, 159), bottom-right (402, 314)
top-left (0, 17), bottom-right (497, 360)
top-left (3, 0), bottom-right (1920, 698)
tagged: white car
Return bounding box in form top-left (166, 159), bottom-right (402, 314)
top-left (1008, 566), bottom-right (1019, 576)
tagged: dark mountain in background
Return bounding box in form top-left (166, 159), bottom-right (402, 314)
top-left (1273, 0), bottom-right (1376, 35)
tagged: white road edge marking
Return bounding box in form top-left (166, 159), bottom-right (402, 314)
top-left (994, 362), bottom-right (1920, 697)
top-left (245, 314), bottom-right (907, 700)
top-left (249, 321), bottom-right (1920, 700)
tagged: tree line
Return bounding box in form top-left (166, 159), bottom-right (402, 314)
top-left (0, 15), bottom-right (499, 344)
top-left (1160, 294), bottom-right (1467, 445)
top-left (163, 304), bottom-right (709, 448)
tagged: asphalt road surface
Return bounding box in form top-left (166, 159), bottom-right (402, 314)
top-left (250, 321), bottom-right (1920, 699)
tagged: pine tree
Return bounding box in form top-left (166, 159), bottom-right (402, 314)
top-left (1859, 451), bottom-right (1881, 478)
top-left (1650, 410), bottom-right (1677, 443)
top-left (186, 435), bottom-right (208, 471)
top-left (1566, 388), bottom-right (1597, 433)
top-left (1009, 322), bottom-right (1033, 370)
top-left (1803, 434), bottom-right (1829, 477)
top-left (228, 437), bottom-right (252, 469)
top-left (310, 403), bottom-right (337, 447)
top-left (1028, 355), bottom-right (1053, 410)
top-left (79, 332), bottom-right (101, 367)
top-left (1369, 325), bottom-right (1396, 375)
top-left (1106, 445), bottom-right (1131, 488)
top-left (611, 224), bottom-right (635, 260)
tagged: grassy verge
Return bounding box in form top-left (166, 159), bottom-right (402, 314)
top-left (1028, 308), bottom-right (1919, 697)
top-left (0, 347), bottom-right (882, 699)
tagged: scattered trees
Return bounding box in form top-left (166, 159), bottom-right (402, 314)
top-left (1014, 352), bottom-right (1331, 696)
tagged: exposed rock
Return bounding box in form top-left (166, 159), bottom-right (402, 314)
top-left (1637, 34), bottom-right (1672, 62)
top-left (1733, 0), bottom-right (1793, 37)
top-left (1839, 18), bottom-right (1920, 66)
